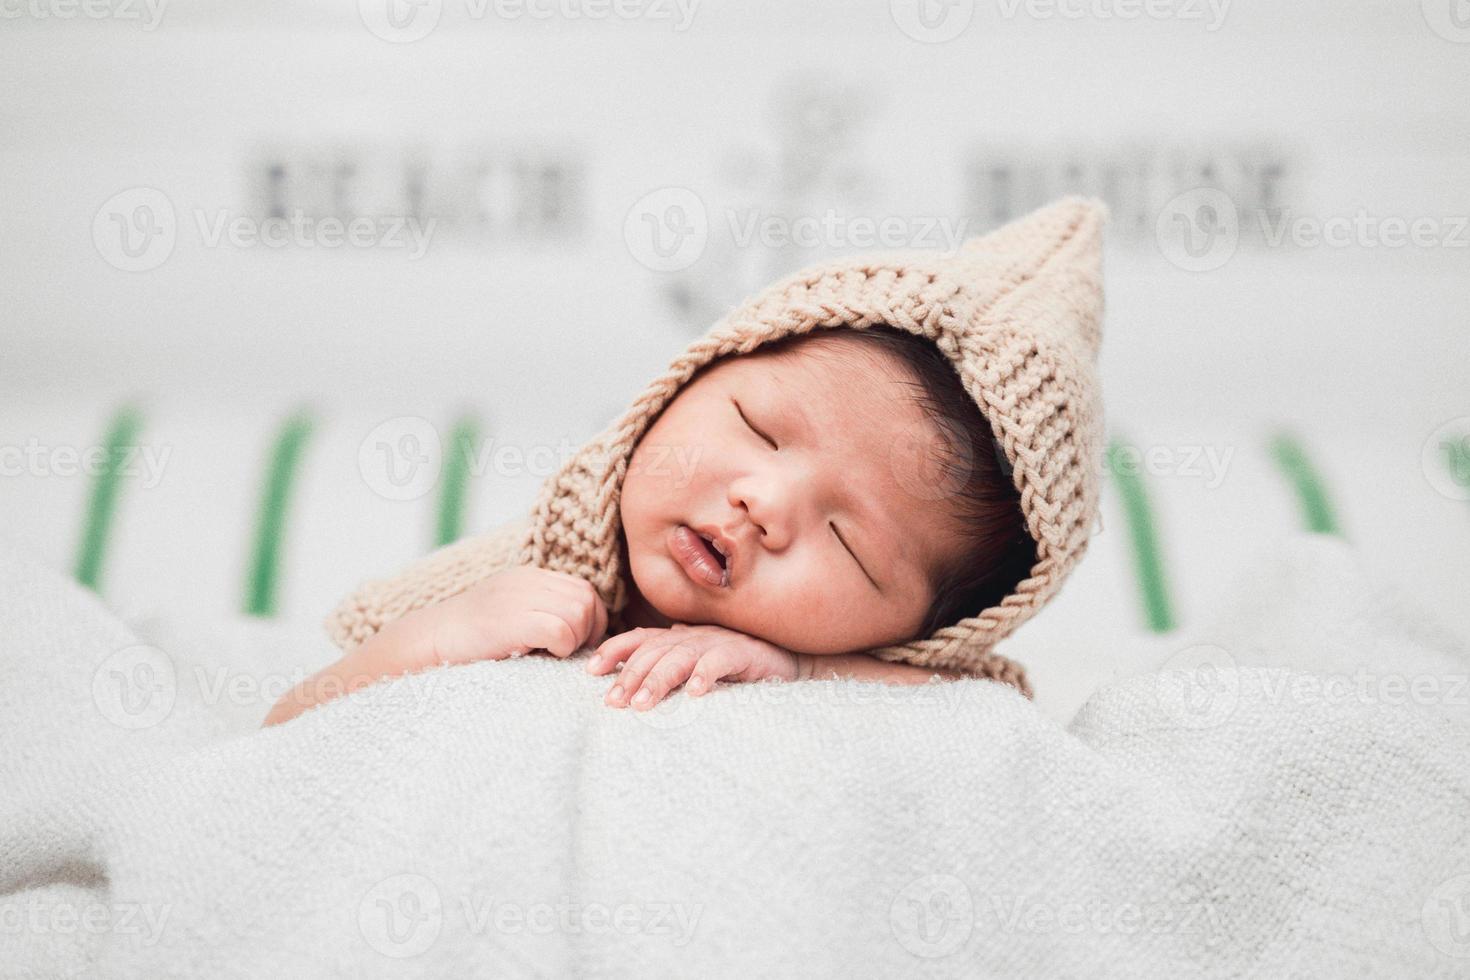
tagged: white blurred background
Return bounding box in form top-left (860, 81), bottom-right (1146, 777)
top-left (2, 0), bottom-right (1467, 716)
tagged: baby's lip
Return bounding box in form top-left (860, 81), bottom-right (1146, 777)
top-left (690, 524), bottom-right (737, 574)
top-left (669, 524), bottom-right (730, 589)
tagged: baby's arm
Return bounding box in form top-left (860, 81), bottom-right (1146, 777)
top-left (590, 624), bottom-right (961, 711)
top-left (263, 566), bottom-right (607, 726)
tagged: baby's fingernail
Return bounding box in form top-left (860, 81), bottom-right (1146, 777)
top-left (607, 684), bottom-right (623, 703)
top-left (585, 655), bottom-right (603, 673)
top-left (632, 689), bottom-right (651, 706)
top-left (688, 676), bottom-right (706, 694)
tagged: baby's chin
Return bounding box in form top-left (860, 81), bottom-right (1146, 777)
top-left (628, 552), bottom-right (717, 626)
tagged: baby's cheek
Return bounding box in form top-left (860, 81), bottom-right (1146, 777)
top-left (748, 576), bottom-right (877, 654)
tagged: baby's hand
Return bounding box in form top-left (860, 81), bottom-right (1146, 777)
top-left (587, 624), bottom-right (801, 710)
top-left (426, 566), bottom-right (609, 665)
top-left (264, 565), bottom-right (605, 727)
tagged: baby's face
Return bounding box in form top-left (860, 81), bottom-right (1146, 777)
top-left (618, 334), bottom-right (968, 655)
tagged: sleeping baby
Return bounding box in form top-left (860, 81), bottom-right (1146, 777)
top-left (263, 197), bottom-right (1106, 726)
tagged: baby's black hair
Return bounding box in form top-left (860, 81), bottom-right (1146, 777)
top-left (767, 326), bottom-right (1036, 638)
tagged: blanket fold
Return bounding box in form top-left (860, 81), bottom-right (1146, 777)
top-left (1, 537), bottom-right (1467, 978)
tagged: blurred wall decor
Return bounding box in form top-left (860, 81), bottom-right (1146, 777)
top-left (2, 0), bottom-right (1467, 652)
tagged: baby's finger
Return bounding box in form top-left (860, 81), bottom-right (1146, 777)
top-left (539, 590), bottom-right (605, 656)
top-left (627, 643), bottom-right (704, 710)
top-left (586, 627), bottom-right (658, 675)
top-left (685, 641), bottom-right (750, 696)
top-left (523, 608), bottom-right (581, 658)
top-left (606, 633), bottom-right (697, 707)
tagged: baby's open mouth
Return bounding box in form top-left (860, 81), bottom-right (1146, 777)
top-left (670, 524), bottom-right (730, 588)
top-left (698, 531), bottom-right (729, 570)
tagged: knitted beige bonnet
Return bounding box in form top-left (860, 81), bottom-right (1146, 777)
top-left (327, 197), bottom-right (1107, 698)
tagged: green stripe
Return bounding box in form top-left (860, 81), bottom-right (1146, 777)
top-left (74, 405), bottom-right (144, 591)
top-left (1107, 440), bottom-right (1176, 633)
top-left (244, 411), bottom-right (314, 617)
top-left (1443, 436), bottom-right (1470, 496)
top-left (435, 416), bottom-right (479, 547)
top-left (1269, 433), bottom-right (1341, 536)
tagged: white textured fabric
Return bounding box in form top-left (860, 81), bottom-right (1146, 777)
top-left (1, 537), bottom-right (1468, 978)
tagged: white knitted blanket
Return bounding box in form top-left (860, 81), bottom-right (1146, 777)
top-left (1, 537), bottom-right (1468, 978)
